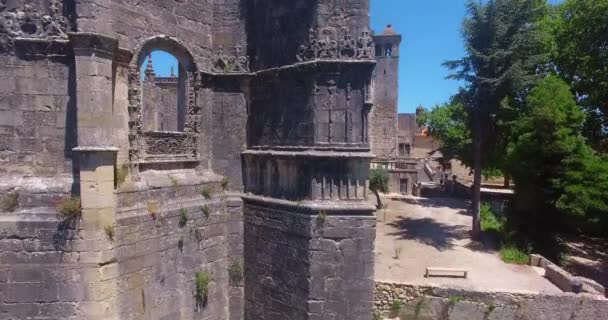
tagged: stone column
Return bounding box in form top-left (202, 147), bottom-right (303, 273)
top-left (69, 32), bottom-right (118, 229)
top-left (69, 33), bottom-right (119, 319)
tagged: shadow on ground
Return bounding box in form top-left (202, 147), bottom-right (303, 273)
top-left (391, 196), bottom-right (471, 213)
top-left (387, 216), bottom-right (470, 251)
top-left (563, 235), bottom-right (608, 291)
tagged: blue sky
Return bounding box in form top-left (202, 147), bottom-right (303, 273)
top-left (144, 0), bottom-right (563, 113)
top-left (371, 0), bottom-right (467, 113)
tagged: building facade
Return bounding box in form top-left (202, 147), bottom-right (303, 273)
top-left (0, 1), bottom-right (377, 319)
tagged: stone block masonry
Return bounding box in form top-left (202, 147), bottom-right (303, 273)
top-left (375, 281), bottom-right (608, 320)
top-left (1, 0), bottom-right (378, 319)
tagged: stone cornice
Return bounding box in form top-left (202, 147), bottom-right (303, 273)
top-left (68, 32), bottom-right (118, 59)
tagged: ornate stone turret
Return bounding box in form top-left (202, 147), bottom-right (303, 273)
top-left (144, 54), bottom-right (156, 81)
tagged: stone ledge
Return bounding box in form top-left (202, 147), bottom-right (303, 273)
top-left (242, 149), bottom-right (374, 159)
top-left (73, 146), bottom-right (119, 152)
top-left (242, 194), bottom-right (376, 215)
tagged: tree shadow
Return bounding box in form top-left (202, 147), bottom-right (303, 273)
top-left (387, 216), bottom-right (470, 251)
top-left (563, 236), bottom-right (608, 291)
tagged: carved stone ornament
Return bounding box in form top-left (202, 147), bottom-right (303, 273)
top-left (143, 132), bottom-right (197, 156)
top-left (297, 28), bottom-right (374, 62)
top-left (212, 44), bottom-right (250, 73)
top-left (127, 67), bottom-right (201, 167)
top-left (0, 0), bottom-right (69, 53)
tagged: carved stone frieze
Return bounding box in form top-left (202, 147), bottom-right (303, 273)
top-left (143, 132), bottom-right (197, 157)
top-left (212, 45), bottom-right (250, 73)
top-left (128, 65), bottom-right (201, 166)
top-left (296, 28), bottom-right (374, 62)
top-left (0, 0), bottom-right (69, 53)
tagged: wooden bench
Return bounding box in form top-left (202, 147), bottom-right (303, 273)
top-left (425, 267), bottom-right (468, 279)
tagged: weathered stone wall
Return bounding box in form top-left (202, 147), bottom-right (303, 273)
top-left (142, 80), bottom-right (179, 132)
top-left (375, 281), bottom-right (608, 320)
top-left (0, 52), bottom-right (75, 180)
top-left (370, 36), bottom-right (400, 160)
top-left (75, 0), bottom-right (214, 65)
top-left (109, 174), bottom-right (242, 319)
top-left (244, 200), bottom-right (375, 320)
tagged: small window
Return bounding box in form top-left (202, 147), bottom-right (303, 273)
top-left (375, 45), bottom-right (382, 57)
top-left (385, 45), bottom-right (392, 57)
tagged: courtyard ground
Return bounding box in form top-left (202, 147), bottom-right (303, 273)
top-left (374, 196), bottom-right (562, 293)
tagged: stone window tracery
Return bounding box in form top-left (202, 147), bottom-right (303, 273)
top-left (127, 36), bottom-right (202, 170)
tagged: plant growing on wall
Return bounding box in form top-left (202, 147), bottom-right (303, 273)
top-left (228, 261), bottom-right (244, 286)
top-left (179, 208), bottom-right (188, 228)
top-left (115, 164), bottom-right (129, 187)
top-left (221, 177), bottom-right (229, 190)
top-left (104, 224), bottom-right (115, 241)
top-left (200, 187), bottom-right (212, 199)
top-left (201, 205), bottom-right (210, 219)
top-left (147, 201), bottom-right (160, 221)
top-left (194, 271), bottom-right (211, 311)
top-left (1, 192), bottom-right (19, 212)
top-left (56, 197), bottom-right (81, 220)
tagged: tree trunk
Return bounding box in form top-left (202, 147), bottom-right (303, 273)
top-left (471, 110), bottom-right (482, 241)
top-left (374, 190), bottom-right (383, 209)
top-left (504, 176), bottom-right (510, 188)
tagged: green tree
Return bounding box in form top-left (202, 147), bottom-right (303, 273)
top-left (548, 0), bottom-right (608, 152)
top-left (507, 77), bottom-right (608, 236)
top-left (444, 0), bottom-right (549, 239)
top-left (369, 168), bottom-right (389, 209)
top-left (416, 98), bottom-right (473, 168)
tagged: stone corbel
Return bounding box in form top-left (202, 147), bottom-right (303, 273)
top-left (68, 32), bottom-right (118, 60)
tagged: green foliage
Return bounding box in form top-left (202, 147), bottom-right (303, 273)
top-left (221, 177), bottom-right (229, 190)
top-left (228, 262), bottom-right (244, 285)
top-left (200, 187), bottom-right (212, 199)
top-left (369, 168), bottom-right (389, 194)
top-left (448, 295), bottom-right (463, 305)
top-left (480, 203), bottom-right (505, 235)
top-left (370, 168), bottom-right (389, 209)
top-left (372, 311), bottom-right (383, 320)
top-left (104, 224), bottom-right (115, 241)
top-left (390, 300), bottom-right (404, 315)
top-left (179, 208), bottom-right (188, 228)
top-left (56, 197), bottom-right (81, 220)
top-left (500, 246), bottom-right (529, 265)
top-left (549, 0), bottom-right (608, 150)
top-left (147, 201), bottom-right (160, 221)
top-left (194, 271), bottom-right (211, 303)
top-left (417, 102), bottom-right (472, 167)
top-left (115, 164), bottom-right (129, 187)
top-left (507, 77), bottom-right (608, 235)
top-left (1, 192), bottom-right (19, 212)
top-left (201, 205), bottom-right (210, 219)
top-left (169, 175), bottom-right (179, 190)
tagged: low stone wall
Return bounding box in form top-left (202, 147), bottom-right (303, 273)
top-left (530, 254), bottom-right (605, 296)
top-left (375, 281), bottom-right (608, 320)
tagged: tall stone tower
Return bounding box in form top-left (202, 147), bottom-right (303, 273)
top-left (371, 24), bottom-right (402, 159)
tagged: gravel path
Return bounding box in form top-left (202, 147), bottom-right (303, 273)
top-left (374, 196), bottom-right (562, 293)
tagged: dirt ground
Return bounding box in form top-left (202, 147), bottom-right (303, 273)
top-left (563, 235), bottom-right (608, 292)
top-left (374, 196), bottom-right (561, 293)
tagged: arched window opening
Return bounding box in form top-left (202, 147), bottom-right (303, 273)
top-left (375, 45), bottom-right (382, 57)
top-left (140, 50), bottom-right (187, 132)
top-left (384, 45), bottom-right (392, 57)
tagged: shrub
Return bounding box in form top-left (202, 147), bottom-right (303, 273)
top-left (179, 208), bottom-right (188, 228)
top-left (369, 168), bottom-right (389, 209)
top-left (480, 203), bottom-right (505, 236)
top-left (194, 271), bottom-right (211, 306)
top-left (390, 300), bottom-right (403, 315)
top-left (500, 245), bottom-right (529, 265)
top-left (1, 192), bottom-right (19, 212)
top-left (104, 224), bottom-right (115, 241)
top-left (373, 311), bottom-right (383, 320)
top-left (115, 164), bottom-right (129, 187)
top-left (147, 201), bottom-right (160, 220)
top-left (221, 177), bottom-right (229, 190)
top-left (228, 262), bottom-right (244, 285)
top-left (200, 187), bottom-right (212, 199)
top-left (56, 197), bottom-right (81, 220)
top-left (201, 205), bottom-right (210, 219)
